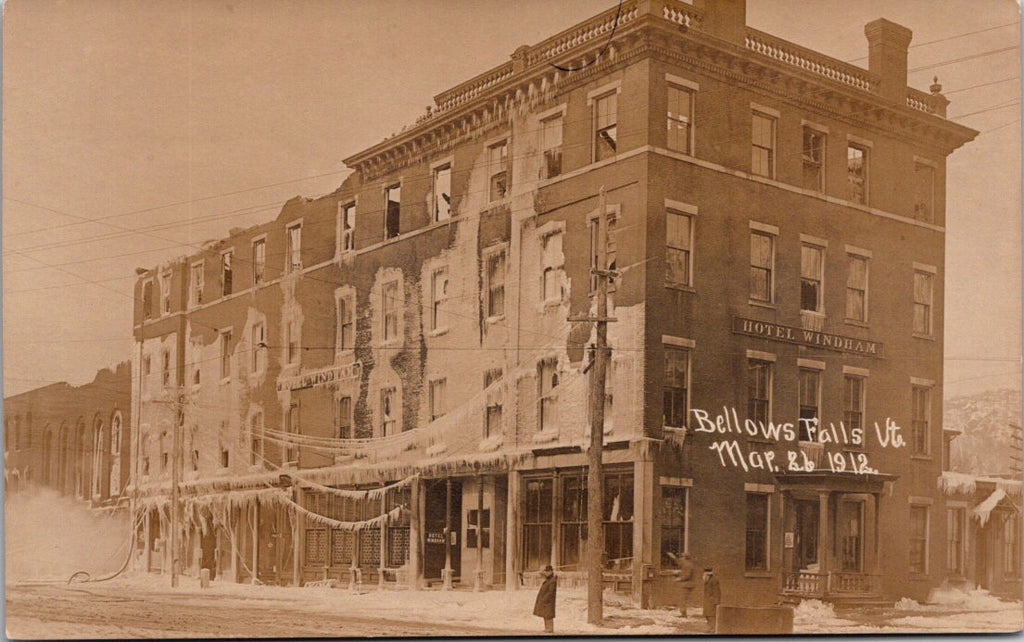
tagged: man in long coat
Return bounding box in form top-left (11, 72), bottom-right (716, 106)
top-left (674, 552), bottom-right (696, 617)
top-left (533, 565), bottom-right (557, 633)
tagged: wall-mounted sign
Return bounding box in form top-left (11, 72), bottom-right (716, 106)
top-left (785, 532), bottom-right (795, 549)
top-left (276, 361), bottom-right (362, 392)
top-left (732, 317), bottom-right (882, 357)
top-left (426, 532), bottom-right (445, 545)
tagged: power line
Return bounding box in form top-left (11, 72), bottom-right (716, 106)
top-left (908, 45), bottom-right (1019, 74)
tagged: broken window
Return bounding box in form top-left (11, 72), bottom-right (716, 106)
top-left (190, 262), bottom-right (204, 306)
top-left (161, 350), bottom-right (171, 387)
top-left (430, 268), bottom-right (448, 331)
top-left (381, 387), bottom-right (397, 436)
top-left (488, 141), bottom-right (508, 202)
top-left (589, 209), bottom-right (617, 293)
top-left (541, 231), bottom-right (564, 303)
top-left (142, 280), bottom-right (154, 320)
top-left (382, 280), bottom-right (399, 341)
top-left (160, 271), bottom-right (172, 315)
top-left (802, 127), bottom-right (826, 192)
top-left (593, 91), bottom-right (618, 162)
top-left (251, 322), bottom-right (265, 373)
top-left (485, 250), bottom-right (506, 319)
top-left (286, 223), bottom-right (302, 272)
top-left (252, 238), bottom-right (266, 285)
top-left (433, 165), bottom-right (452, 221)
top-left (538, 359), bottom-right (559, 433)
top-left (221, 250), bottom-right (233, 296)
top-left (384, 184), bottom-right (401, 239)
top-left (847, 144), bottom-right (868, 204)
top-left (541, 114), bottom-right (563, 179)
top-left (339, 202), bottom-right (356, 252)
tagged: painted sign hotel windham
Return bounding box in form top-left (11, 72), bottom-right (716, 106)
top-left (732, 316), bottom-right (883, 358)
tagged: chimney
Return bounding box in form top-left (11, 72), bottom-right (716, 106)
top-left (693, 0), bottom-right (746, 45)
top-left (864, 18), bottom-right (913, 103)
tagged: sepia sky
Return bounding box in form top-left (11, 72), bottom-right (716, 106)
top-left (2, 0), bottom-right (1020, 399)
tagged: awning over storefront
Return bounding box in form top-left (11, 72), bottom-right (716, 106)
top-left (773, 471), bottom-right (898, 494)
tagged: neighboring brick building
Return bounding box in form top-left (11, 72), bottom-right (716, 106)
top-left (130, 0), bottom-right (978, 605)
top-left (3, 362), bottom-right (132, 508)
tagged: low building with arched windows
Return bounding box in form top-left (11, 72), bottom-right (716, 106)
top-left (3, 362), bottom-right (132, 508)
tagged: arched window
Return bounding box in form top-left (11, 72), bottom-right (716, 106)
top-left (41, 428), bottom-right (53, 485)
top-left (91, 417), bottom-right (106, 498)
top-left (74, 420), bottom-right (87, 499)
top-left (110, 412), bottom-right (123, 457)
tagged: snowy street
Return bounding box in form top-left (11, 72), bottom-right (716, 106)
top-left (6, 574), bottom-right (1022, 638)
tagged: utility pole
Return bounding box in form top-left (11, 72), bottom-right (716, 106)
top-left (569, 187), bottom-right (616, 626)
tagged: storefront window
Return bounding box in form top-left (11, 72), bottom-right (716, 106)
top-left (560, 475), bottom-right (587, 570)
top-left (523, 478), bottom-right (553, 571)
top-left (603, 472), bottom-right (634, 571)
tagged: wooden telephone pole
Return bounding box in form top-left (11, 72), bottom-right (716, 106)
top-left (569, 187), bottom-right (615, 625)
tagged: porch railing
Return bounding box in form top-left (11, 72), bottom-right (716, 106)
top-left (783, 571), bottom-right (879, 596)
top-left (782, 571), bottom-right (826, 596)
top-left (828, 571), bottom-right (879, 594)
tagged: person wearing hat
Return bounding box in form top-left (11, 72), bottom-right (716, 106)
top-left (533, 564), bottom-right (558, 633)
top-left (673, 552), bottom-right (696, 618)
top-left (702, 566), bottom-right (721, 633)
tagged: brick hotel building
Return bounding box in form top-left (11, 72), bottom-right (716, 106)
top-left (130, 0), bottom-right (977, 606)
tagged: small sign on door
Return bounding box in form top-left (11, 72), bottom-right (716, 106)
top-left (784, 532), bottom-right (795, 548)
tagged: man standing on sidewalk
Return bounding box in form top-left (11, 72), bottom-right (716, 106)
top-left (702, 567), bottom-right (721, 633)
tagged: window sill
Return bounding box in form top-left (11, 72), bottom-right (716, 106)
top-left (428, 327), bottom-right (449, 338)
top-left (665, 283), bottom-right (695, 293)
top-left (844, 319), bottom-right (870, 328)
top-left (485, 314), bottom-right (506, 325)
top-left (912, 333), bottom-right (936, 341)
top-left (748, 300), bottom-right (776, 310)
top-left (541, 298), bottom-right (564, 309)
top-left (744, 571), bottom-right (773, 578)
top-left (910, 454), bottom-right (933, 461)
top-left (220, 377), bottom-right (231, 386)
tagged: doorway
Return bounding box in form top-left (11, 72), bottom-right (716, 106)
top-left (793, 500), bottom-right (819, 570)
top-left (424, 479), bottom-right (462, 581)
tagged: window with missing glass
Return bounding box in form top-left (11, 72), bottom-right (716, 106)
top-left (286, 223), bottom-right (302, 272)
top-left (221, 250), bottom-right (233, 296)
top-left (593, 92), bottom-right (618, 162)
top-left (484, 368), bottom-right (503, 438)
top-left (485, 250), bottom-right (506, 319)
top-left (382, 280), bottom-right (399, 341)
top-left (433, 164), bottom-right (452, 221)
top-left (802, 127), bottom-right (826, 192)
top-left (847, 144), bottom-right (868, 204)
top-left (339, 203), bottom-right (356, 252)
top-left (336, 396), bottom-right (352, 440)
top-left (538, 359), bottom-right (559, 433)
top-left (541, 114), bottom-right (563, 179)
top-left (252, 238), bottom-right (266, 285)
top-left (488, 141), bottom-right (508, 202)
top-left (384, 185), bottom-right (401, 239)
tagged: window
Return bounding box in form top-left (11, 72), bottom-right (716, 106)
top-left (751, 112), bottom-right (776, 178)
top-left (380, 387), bottom-right (397, 436)
top-left (749, 231), bottom-right (774, 302)
top-left (802, 127), bottom-right (826, 192)
top-left (143, 354), bottom-right (152, 377)
top-left (947, 507), bottom-right (965, 575)
top-left (667, 85), bottom-right (693, 154)
top-left (429, 378), bottom-right (447, 422)
top-left (160, 272), bottom-right (171, 315)
top-left (193, 367), bottom-right (201, 385)
top-left (252, 238), bottom-right (266, 285)
top-left (541, 232), bottom-right (564, 302)
top-left (286, 318), bottom-right (300, 365)
top-left (286, 223), bottom-right (302, 272)
top-left (484, 368), bottom-right (503, 438)
top-left (560, 475), bottom-right (587, 569)
top-left (914, 162), bottom-right (935, 222)
top-left (909, 504), bottom-right (929, 573)
top-left (666, 210), bottom-right (693, 287)
top-left (251, 322), bottom-right (266, 373)
top-left (801, 244), bottom-right (825, 313)
top-left (220, 330), bottom-right (232, 380)
top-left (912, 385), bottom-right (931, 455)
top-left (660, 485), bottom-right (688, 566)
top-left (913, 271), bottom-right (933, 335)
top-left (433, 165), bottom-right (452, 221)
top-left (1004, 514), bottom-right (1021, 576)
top-left (488, 141), bottom-right (508, 202)
top-left (846, 254), bottom-right (869, 322)
top-left (748, 360), bottom-right (772, 425)
top-left (430, 268), bottom-right (448, 332)
top-left (161, 350), bottom-right (171, 386)
top-left (221, 443), bottom-right (230, 468)
top-left (745, 493), bottom-right (770, 571)
top-left (250, 412), bottom-right (264, 467)
top-left (382, 184), bottom-right (401, 239)
top-left (142, 280), bottom-right (154, 320)
top-left (798, 368), bottom-right (821, 441)
top-left (847, 144), bottom-right (868, 204)
top-left (598, 473), bottom-right (630, 573)
top-left (593, 92), bottom-right (618, 161)
top-left (663, 346), bottom-right (690, 428)
top-left (589, 210), bottom-right (617, 293)
top-left (382, 280), bottom-right (399, 341)
top-left (221, 251), bottom-right (233, 296)
top-left (522, 478), bottom-right (553, 571)
top-left (337, 295), bottom-right (354, 352)
top-left (336, 396), bottom-right (352, 440)
top-left (485, 250), bottom-right (506, 319)
top-left (538, 359), bottom-right (559, 433)
top-left (191, 448), bottom-right (200, 472)
top-left (338, 202), bottom-right (356, 253)
top-left (466, 508), bottom-right (491, 549)
top-left (190, 262), bottom-right (204, 307)
top-left (285, 404), bottom-right (299, 465)
top-left (843, 375), bottom-right (864, 433)
top-left (541, 114), bottom-right (563, 179)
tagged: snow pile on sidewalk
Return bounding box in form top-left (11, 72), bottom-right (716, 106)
top-left (926, 586), bottom-right (1013, 612)
top-left (792, 599), bottom-right (859, 633)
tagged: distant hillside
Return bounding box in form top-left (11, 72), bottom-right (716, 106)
top-left (945, 388), bottom-right (1022, 476)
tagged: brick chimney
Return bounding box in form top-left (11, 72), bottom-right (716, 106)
top-left (864, 18), bottom-right (913, 103)
top-left (693, 0), bottom-right (746, 45)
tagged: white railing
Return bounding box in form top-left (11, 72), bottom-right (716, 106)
top-left (526, 1), bottom-right (640, 67)
top-left (783, 571), bottom-right (825, 596)
top-left (433, 63), bottom-right (516, 114)
top-left (906, 89), bottom-right (934, 114)
top-left (663, 2), bottom-right (703, 28)
top-left (745, 28), bottom-right (877, 92)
